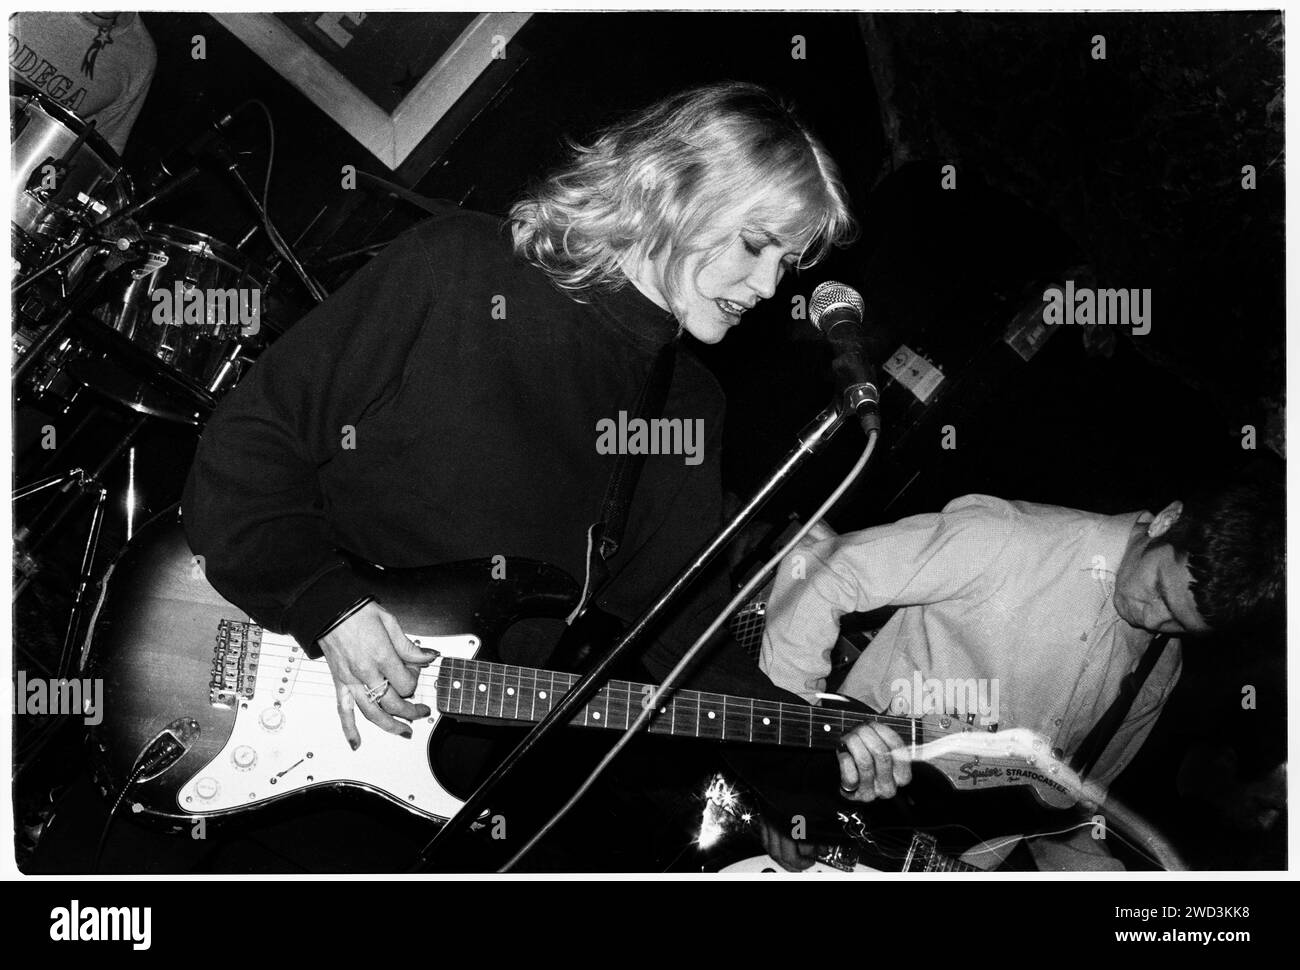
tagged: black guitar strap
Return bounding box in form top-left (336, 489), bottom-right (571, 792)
top-left (1069, 634), bottom-right (1170, 780)
top-left (566, 337), bottom-right (679, 624)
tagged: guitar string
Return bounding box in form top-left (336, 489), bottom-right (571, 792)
top-left (243, 646), bottom-right (997, 740)
top-left (210, 652), bottom-right (1051, 770)
top-left (246, 647), bottom-right (943, 734)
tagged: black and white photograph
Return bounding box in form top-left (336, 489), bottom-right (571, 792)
top-left (6, 3), bottom-right (1289, 902)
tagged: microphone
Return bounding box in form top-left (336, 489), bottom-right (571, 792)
top-left (148, 107), bottom-right (243, 189)
top-left (809, 281), bottom-right (881, 435)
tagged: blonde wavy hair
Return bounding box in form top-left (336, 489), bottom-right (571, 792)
top-left (509, 82), bottom-right (857, 307)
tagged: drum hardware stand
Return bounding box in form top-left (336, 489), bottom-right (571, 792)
top-left (13, 414), bottom-right (148, 674)
top-left (12, 470), bottom-right (106, 674)
top-left (25, 403), bottom-right (108, 478)
top-left (12, 411), bottom-right (146, 788)
top-left (12, 231), bottom-right (145, 386)
top-left (12, 241), bottom-right (96, 296)
top-left (235, 223), bottom-right (262, 250)
top-left (213, 142), bottom-right (328, 303)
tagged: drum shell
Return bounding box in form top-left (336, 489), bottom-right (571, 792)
top-left (90, 225), bottom-right (269, 401)
top-left (9, 92), bottom-right (131, 260)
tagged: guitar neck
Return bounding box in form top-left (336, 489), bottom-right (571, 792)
top-left (434, 656), bottom-right (938, 750)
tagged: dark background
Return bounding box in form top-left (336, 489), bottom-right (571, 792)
top-left (13, 11), bottom-right (1285, 872)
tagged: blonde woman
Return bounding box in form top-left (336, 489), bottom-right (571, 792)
top-left (183, 81), bottom-right (856, 745)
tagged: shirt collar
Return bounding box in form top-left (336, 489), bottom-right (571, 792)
top-left (1087, 509), bottom-right (1152, 593)
top-left (80, 13), bottom-right (133, 29)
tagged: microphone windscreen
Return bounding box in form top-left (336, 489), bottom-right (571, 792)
top-left (809, 281), bottom-right (865, 331)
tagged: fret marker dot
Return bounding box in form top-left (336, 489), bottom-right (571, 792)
top-left (823, 724), bottom-right (832, 732)
top-left (762, 717), bottom-right (771, 726)
top-left (452, 681), bottom-right (461, 690)
top-left (592, 711), bottom-right (601, 720)
top-left (478, 683), bottom-right (487, 692)
top-left (539, 691), bottom-right (547, 699)
top-left (660, 707), bottom-right (666, 714)
top-left (506, 687), bottom-right (515, 696)
top-left (707, 711), bottom-right (716, 719)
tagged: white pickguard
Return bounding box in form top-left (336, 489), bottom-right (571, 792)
top-left (176, 630), bottom-right (479, 820)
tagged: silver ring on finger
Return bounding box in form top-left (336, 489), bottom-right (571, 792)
top-left (363, 679), bottom-right (390, 704)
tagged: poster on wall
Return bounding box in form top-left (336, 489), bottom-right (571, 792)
top-left (215, 12), bottom-right (530, 169)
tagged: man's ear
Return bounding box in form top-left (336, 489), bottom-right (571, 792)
top-left (1148, 501), bottom-right (1184, 538)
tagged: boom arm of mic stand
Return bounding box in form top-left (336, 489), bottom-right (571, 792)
top-left (411, 401), bottom-right (854, 871)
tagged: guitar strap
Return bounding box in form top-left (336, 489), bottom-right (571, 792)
top-left (1069, 633), bottom-right (1170, 780)
top-left (567, 336), bottom-right (679, 624)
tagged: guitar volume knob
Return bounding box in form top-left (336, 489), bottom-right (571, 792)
top-left (259, 707), bottom-right (285, 732)
top-left (231, 745), bottom-right (257, 770)
top-left (195, 777), bottom-right (220, 800)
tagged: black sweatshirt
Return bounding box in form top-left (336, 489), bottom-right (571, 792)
top-left (181, 210), bottom-right (730, 672)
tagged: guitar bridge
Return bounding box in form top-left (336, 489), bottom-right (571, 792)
top-left (209, 619), bottom-right (261, 708)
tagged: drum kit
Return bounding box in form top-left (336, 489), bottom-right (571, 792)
top-left (12, 84), bottom-right (273, 425)
top-left (10, 83), bottom-right (282, 675)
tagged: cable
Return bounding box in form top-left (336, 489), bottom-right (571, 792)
top-left (500, 429), bottom-right (880, 871)
top-left (244, 99), bottom-right (327, 301)
top-left (91, 763), bottom-right (146, 873)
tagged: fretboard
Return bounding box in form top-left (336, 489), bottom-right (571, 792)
top-left (434, 656), bottom-right (936, 750)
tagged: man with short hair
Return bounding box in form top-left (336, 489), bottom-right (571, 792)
top-left (756, 481), bottom-right (1284, 868)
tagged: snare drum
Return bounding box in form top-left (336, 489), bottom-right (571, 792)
top-left (10, 84), bottom-right (132, 293)
top-left (78, 224), bottom-right (271, 424)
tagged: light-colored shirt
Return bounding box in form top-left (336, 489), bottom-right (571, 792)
top-left (10, 12), bottom-right (156, 154)
top-left (759, 494), bottom-right (1183, 790)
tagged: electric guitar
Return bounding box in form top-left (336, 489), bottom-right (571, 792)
top-left (722, 830), bottom-right (983, 874)
top-left (84, 511), bottom-right (1084, 828)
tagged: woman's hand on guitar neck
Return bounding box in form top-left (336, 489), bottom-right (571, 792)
top-left (837, 722), bottom-right (912, 803)
top-left (317, 602), bottom-right (440, 749)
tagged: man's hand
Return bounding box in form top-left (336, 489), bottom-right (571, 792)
top-left (837, 721), bottom-right (912, 802)
top-left (756, 814), bottom-right (827, 872)
top-left (317, 601), bottom-right (439, 749)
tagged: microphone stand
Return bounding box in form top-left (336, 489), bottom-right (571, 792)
top-left (214, 143), bottom-right (328, 303)
top-left (412, 398), bottom-right (860, 871)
